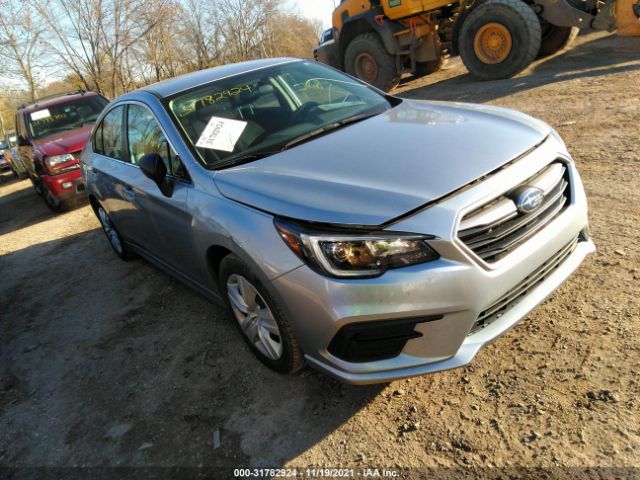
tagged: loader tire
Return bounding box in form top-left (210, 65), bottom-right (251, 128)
top-left (537, 21), bottom-right (579, 58)
top-left (345, 33), bottom-right (400, 91)
top-left (413, 57), bottom-right (446, 78)
top-left (459, 0), bottom-right (541, 80)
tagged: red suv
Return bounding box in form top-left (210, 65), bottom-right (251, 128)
top-left (14, 91), bottom-right (109, 211)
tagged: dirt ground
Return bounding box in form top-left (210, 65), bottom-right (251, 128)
top-left (1, 32), bottom-right (639, 479)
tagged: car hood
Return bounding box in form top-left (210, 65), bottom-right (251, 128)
top-left (32, 125), bottom-right (93, 157)
top-left (214, 100), bottom-right (550, 227)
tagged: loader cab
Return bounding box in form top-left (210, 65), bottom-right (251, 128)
top-left (314, 28), bottom-right (341, 69)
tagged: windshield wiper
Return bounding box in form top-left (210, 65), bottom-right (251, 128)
top-left (215, 150), bottom-right (283, 169)
top-left (283, 109), bottom-right (383, 151)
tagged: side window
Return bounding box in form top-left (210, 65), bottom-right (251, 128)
top-left (127, 104), bottom-right (186, 178)
top-left (320, 29), bottom-right (333, 44)
top-left (94, 106), bottom-right (124, 159)
top-left (93, 122), bottom-right (103, 154)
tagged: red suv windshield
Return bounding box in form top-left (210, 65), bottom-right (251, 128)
top-left (27, 96), bottom-right (108, 140)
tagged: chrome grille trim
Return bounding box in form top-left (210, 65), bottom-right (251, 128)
top-left (530, 162), bottom-right (565, 195)
top-left (469, 236), bottom-right (579, 335)
top-left (458, 161), bottom-right (570, 263)
top-left (459, 197), bottom-right (518, 231)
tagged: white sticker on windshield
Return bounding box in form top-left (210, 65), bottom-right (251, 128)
top-left (195, 116), bottom-right (247, 152)
top-left (30, 109), bottom-right (51, 121)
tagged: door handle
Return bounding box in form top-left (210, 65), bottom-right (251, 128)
top-left (123, 186), bottom-right (135, 201)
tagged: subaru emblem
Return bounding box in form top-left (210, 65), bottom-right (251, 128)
top-left (515, 186), bottom-right (544, 214)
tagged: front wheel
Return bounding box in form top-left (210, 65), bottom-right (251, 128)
top-left (459, 0), bottom-right (541, 80)
top-left (219, 254), bottom-right (304, 374)
top-left (30, 176), bottom-right (43, 196)
top-left (42, 184), bottom-right (67, 213)
top-left (344, 32), bottom-right (400, 92)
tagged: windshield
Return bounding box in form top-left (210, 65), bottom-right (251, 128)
top-left (28, 96), bottom-right (108, 140)
top-left (168, 60), bottom-right (392, 168)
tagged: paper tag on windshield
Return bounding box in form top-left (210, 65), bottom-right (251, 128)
top-left (195, 116), bottom-right (247, 152)
top-left (31, 109), bottom-right (51, 121)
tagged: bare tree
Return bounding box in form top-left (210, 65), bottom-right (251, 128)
top-left (4, 0), bottom-right (324, 100)
top-left (136, 0), bottom-right (185, 82)
top-left (0, 87), bottom-right (31, 133)
top-left (35, 0), bottom-right (160, 97)
top-left (0, 0), bottom-right (45, 101)
top-left (34, 0), bottom-right (108, 93)
top-left (216, 0), bottom-right (279, 63)
top-left (268, 13), bottom-right (323, 59)
top-left (179, 0), bottom-right (222, 70)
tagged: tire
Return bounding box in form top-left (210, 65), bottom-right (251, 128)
top-left (30, 176), bottom-right (43, 196)
top-left (219, 254), bottom-right (304, 374)
top-left (536, 20), bottom-right (578, 58)
top-left (413, 57), bottom-right (446, 78)
top-left (42, 184), bottom-right (67, 213)
top-left (459, 0), bottom-right (541, 80)
top-left (95, 203), bottom-right (137, 260)
top-left (344, 32), bottom-right (400, 92)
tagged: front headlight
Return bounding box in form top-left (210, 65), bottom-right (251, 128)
top-left (45, 154), bottom-right (75, 168)
top-left (275, 219), bottom-right (439, 278)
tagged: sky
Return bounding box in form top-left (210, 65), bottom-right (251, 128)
top-left (293, 0), bottom-right (336, 28)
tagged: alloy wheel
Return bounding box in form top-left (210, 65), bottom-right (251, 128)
top-left (226, 274), bottom-right (283, 360)
top-left (97, 206), bottom-right (123, 255)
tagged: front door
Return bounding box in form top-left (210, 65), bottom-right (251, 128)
top-left (123, 103), bottom-right (198, 277)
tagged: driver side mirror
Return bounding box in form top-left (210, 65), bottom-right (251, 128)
top-left (138, 152), bottom-right (173, 197)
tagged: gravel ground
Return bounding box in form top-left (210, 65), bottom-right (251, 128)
top-left (1, 31), bottom-right (638, 479)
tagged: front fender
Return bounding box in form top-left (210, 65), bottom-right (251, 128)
top-left (189, 187), bottom-right (304, 289)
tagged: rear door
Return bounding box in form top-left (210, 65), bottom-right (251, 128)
top-left (90, 104), bottom-right (156, 248)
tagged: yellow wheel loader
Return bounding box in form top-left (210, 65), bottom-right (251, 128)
top-left (314, 0), bottom-right (640, 90)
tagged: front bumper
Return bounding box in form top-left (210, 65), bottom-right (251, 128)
top-left (40, 168), bottom-right (85, 200)
top-left (270, 139), bottom-right (594, 384)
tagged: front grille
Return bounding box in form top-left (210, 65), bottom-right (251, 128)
top-left (458, 162), bottom-right (571, 263)
top-left (468, 236), bottom-right (579, 335)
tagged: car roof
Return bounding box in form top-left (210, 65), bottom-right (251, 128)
top-left (138, 57), bottom-right (302, 98)
top-left (20, 91), bottom-right (102, 114)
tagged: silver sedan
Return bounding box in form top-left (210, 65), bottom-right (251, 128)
top-left (82, 58), bottom-right (594, 384)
